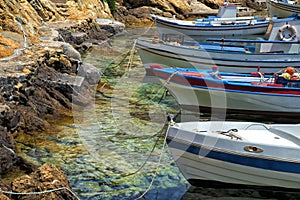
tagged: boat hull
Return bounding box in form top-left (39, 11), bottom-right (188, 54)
top-left (168, 142), bottom-right (300, 189)
top-left (161, 80), bottom-right (300, 116)
top-left (267, 0), bottom-right (300, 18)
top-left (154, 18), bottom-right (268, 39)
top-left (136, 39), bottom-right (300, 74)
top-left (167, 122), bottom-right (300, 189)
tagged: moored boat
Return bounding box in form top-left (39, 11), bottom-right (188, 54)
top-left (152, 65), bottom-right (300, 116)
top-left (166, 120), bottom-right (300, 189)
top-left (267, 0), bottom-right (300, 18)
top-left (152, 2), bottom-right (276, 39)
top-left (136, 14), bottom-right (300, 76)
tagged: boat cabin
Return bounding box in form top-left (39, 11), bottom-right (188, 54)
top-left (217, 3), bottom-right (237, 18)
top-left (257, 16), bottom-right (300, 53)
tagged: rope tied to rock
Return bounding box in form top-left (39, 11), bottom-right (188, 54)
top-left (0, 187), bottom-right (80, 200)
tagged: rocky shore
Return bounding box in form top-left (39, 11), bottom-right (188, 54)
top-left (0, 19), bottom-right (119, 199)
top-left (0, 0), bottom-right (126, 198)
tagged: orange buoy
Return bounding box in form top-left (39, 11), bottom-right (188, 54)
top-left (286, 67), bottom-right (295, 75)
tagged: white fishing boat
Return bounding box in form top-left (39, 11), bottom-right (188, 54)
top-left (152, 3), bottom-right (276, 39)
top-left (136, 15), bottom-right (299, 76)
top-left (267, 0), bottom-right (300, 18)
top-left (166, 120), bottom-right (300, 189)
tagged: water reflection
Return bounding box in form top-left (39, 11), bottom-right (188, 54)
top-left (182, 185), bottom-right (300, 200)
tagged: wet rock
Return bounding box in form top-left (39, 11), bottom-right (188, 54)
top-left (96, 18), bottom-right (126, 37)
top-left (0, 180), bottom-right (11, 199)
top-left (0, 126), bottom-right (16, 175)
top-left (77, 62), bottom-right (100, 85)
top-left (61, 43), bottom-right (82, 62)
top-left (70, 31), bottom-right (88, 45)
top-left (55, 19), bottom-right (111, 54)
top-left (0, 105), bottom-right (21, 132)
top-left (11, 164), bottom-right (77, 200)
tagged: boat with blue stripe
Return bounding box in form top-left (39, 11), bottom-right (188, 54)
top-left (166, 120), bottom-right (300, 189)
top-left (136, 15), bottom-right (300, 76)
top-left (151, 2), bottom-right (294, 39)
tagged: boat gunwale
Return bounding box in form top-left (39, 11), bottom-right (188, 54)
top-left (153, 68), bottom-right (300, 97)
top-left (136, 39), bottom-right (300, 59)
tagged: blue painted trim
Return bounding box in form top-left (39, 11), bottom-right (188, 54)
top-left (167, 138), bottom-right (300, 174)
top-left (207, 38), bottom-right (300, 44)
top-left (156, 19), bottom-right (269, 29)
top-left (136, 39), bottom-right (300, 64)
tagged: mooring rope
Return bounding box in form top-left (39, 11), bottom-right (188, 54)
top-left (131, 70), bottom-right (179, 105)
top-left (125, 39), bottom-right (137, 72)
top-left (120, 128), bottom-right (165, 178)
top-left (134, 126), bottom-right (169, 200)
top-left (139, 21), bottom-right (155, 36)
top-left (0, 187), bottom-right (80, 200)
top-left (2, 144), bottom-right (15, 155)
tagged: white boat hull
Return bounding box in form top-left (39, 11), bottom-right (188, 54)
top-left (137, 17), bottom-right (300, 75)
top-left (167, 121), bottom-right (300, 189)
top-left (154, 19), bottom-right (268, 39)
top-left (162, 80), bottom-right (300, 115)
top-left (267, 0), bottom-right (300, 18)
top-left (169, 147), bottom-right (300, 189)
top-left (136, 39), bottom-right (300, 74)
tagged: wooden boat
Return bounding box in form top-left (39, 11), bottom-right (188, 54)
top-left (166, 120), bottom-right (300, 189)
top-left (136, 15), bottom-right (300, 76)
top-left (151, 65), bottom-right (300, 116)
top-left (152, 3), bottom-right (276, 39)
top-left (267, 0), bottom-right (300, 18)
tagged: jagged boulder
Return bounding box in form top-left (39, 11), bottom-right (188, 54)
top-left (199, 0), bottom-right (224, 9)
top-left (115, 0), bottom-right (193, 24)
top-left (0, 0), bottom-right (113, 58)
top-left (77, 62), bottom-right (101, 85)
top-left (0, 125), bottom-right (16, 175)
top-left (126, 0), bottom-right (191, 13)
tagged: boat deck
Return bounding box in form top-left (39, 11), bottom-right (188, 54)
top-left (230, 129), bottom-right (299, 147)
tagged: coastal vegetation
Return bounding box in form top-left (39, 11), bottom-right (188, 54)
top-left (101, 0), bottom-right (116, 14)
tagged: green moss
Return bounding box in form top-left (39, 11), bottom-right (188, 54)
top-left (107, 0), bottom-right (116, 14)
top-left (101, 0), bottom-right (116, 14)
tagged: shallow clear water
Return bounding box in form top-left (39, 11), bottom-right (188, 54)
top-left (16, 25), bottom-right (300, 200)
top-left (16, 26), bottom-right (190, 199)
